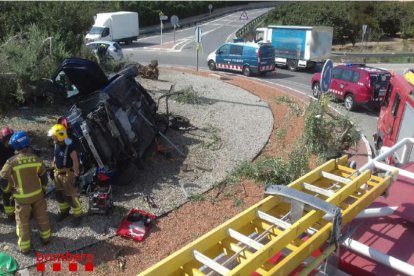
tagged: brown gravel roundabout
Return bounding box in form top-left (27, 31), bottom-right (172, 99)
top-left (22, 67), bottom-right (311, 275)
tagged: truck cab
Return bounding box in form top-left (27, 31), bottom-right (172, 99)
top-left (375, 71), bottom-right (414, 162)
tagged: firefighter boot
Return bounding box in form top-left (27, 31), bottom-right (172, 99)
top-left (55, 190), bottom-right (70, 221)
top-left (56, 210), bottom-right (70, 222)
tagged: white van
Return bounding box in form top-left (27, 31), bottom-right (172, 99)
top-left (85, 11), bottom-right (139, 44)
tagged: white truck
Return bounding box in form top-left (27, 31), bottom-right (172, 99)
top-left (255, 25), bottom-right (333, 71)
top-left (85, 11), bottom-right (139, 44)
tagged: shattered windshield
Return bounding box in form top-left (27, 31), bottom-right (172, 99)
top-left (54, 71), bottom-right (81, 98)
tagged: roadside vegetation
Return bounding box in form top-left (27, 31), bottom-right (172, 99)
top-left (226, 98), bottom-right (359, 187)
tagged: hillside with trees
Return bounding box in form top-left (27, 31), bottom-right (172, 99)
top-left (263, 2), bottom-right (414, 45)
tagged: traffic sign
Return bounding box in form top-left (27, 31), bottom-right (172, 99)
top-left (320, 59), bottom-right (333, 93)
top-left (171, 15), bottom-right (179, 27)
top-left (240, 10), bottom-right (248, 20)
top-left (208, 4), bottom-right (213, 14)
top-left (195, 26), bottom-right (202, 43)
top-left (362, 24), bottom-right (368, 36)
top-left (160, 15), bottom-right (168, 21)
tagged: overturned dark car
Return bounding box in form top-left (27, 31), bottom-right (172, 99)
top-left (51, 58), bottom-right (158, 189)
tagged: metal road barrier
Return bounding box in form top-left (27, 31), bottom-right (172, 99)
top-left (138, 2), bottom-right (277, 37)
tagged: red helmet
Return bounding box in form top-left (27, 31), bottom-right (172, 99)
top-left (1, 127), bottom-right (14, 141)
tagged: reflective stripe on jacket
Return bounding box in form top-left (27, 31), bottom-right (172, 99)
top-left (0, 150), bottom-right (47, 204)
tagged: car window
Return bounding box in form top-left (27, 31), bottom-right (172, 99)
top-left (259, 46), bottom-right (273, 56)
top-left (102, 27), bottom-right (110, 37)
top-left (383, 83), bottom-right (393, 107)
top-left (392, 92), bottom-right (401, 117)
top-left (53, 71), bottom-right (81, 99)
top-left (351, 71), bottom-right (360, 83)
top-left (113, 43), bottom-right (122, 50)
top-left (370, 73), bottom-right (391, 88)
top-left (230, 45), bottom-right (243, 55)
top-left (332, 68), bottom-right (343, 80)
top-left (341, 69), bottom-right (353, 82)
top-left (217, 44), bottom-right (230, 55)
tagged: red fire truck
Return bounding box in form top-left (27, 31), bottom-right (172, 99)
top-left (374, 70), bottom-right (414, 162)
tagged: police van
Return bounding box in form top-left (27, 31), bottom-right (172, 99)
top-left (207, 42), bottom-right (275, 77)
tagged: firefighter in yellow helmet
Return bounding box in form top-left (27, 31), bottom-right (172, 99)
top-left (0, 131), bottom-right (51, 254)
top-left (48, 124), bottom-right (83, 225)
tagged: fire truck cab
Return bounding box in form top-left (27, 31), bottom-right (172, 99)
top-left (375, 70), bottom-right (414, 162)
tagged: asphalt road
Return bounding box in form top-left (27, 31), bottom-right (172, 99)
top-left (123, 8), bottom-right (411, 147)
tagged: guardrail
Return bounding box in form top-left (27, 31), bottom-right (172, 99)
top-left (139, 2), bottom-right (277, 37)
top-left (331, 51), bottom-right (414, 62)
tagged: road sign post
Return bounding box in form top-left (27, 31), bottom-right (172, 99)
top-left (195, 26), bottom-right (202, 71)
top-left (208, 4), bottom-right (213, 15)
top-left (159, 12), bottom-right (168, 45)
top-left (362, 24), bottom-right (368, 49)
top-left (171, 15), bottom-right (179, 44)
top-left (320, 59), bottom-right (333, 113)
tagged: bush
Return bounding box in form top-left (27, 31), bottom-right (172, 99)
top-left (303, 99), bottom-right (359, 160)
top-left (0, 24), bottom-right (71, 108)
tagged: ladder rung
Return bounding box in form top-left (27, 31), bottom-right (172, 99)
top-left (228, 229), bottom-right (264, 251)
top-left (257, 210), bottom-right (291, 229)
top-left (193, 250), bottom-right (230, 275)
top-left (302, 182), bottom-right (335, 197)
top-left (321, 171), bottom-right (351, 184)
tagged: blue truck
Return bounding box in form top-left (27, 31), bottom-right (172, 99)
top-left (255, 25), bottom-right (333, 71)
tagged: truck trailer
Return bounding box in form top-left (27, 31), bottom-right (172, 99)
top-left (256, 25), bottom-right (333, 71)
top-left (85, 11), bottom-right (139, 44)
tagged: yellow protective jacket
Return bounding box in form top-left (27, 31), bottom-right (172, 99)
top-left (0, 150), bottom-right (47, 204)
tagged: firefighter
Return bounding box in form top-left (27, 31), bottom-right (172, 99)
top-left (47, 124), bottom-right (83, 225)
top-left (0, 131), bottom-right (51, 254)
top-left (0, 127), bottom-right (16, 220)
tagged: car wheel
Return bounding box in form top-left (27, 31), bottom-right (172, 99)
top-left (243, 66), bottom-right (251, 77)
top-left (287, 59), bottom-right (298, 71)
top-left (344, 93), bottom-right (356, 111)
top-left (208, 60), bottom-right (216, 71)
top-left (312, 82), bottom-right (321, 98)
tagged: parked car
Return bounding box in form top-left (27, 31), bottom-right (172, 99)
top-left (86, 41), bottom-right (124, 61)
top-left (51, 58), bottom-right (157, 188)
top-left (207, 42), bottom-right (275, 77)
top-left (311, 63), bottom-right (391, 111)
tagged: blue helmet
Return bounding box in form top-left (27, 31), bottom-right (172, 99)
top-left (9, 131), bottom-right (30, 151)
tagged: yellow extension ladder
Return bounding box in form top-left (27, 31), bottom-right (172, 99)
top-left (139, 156), bottom-right (393, 276)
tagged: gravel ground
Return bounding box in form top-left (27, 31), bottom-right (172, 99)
top-left (0, 68), bottom-right (273, 269)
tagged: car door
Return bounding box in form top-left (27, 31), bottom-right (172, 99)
top-left (215, 44), bottom-right (230, 70)
top-left (229, 44), bottom-right (244, 71)
top-left (336, 68), bottom-right (353, 100)
top-left (329, 67), bottom-right (343, 99)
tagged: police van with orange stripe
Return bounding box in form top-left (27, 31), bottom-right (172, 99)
top-left (207, 42), bottom-right (275, 77)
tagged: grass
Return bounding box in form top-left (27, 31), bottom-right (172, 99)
top-left (188, 194), bottom-right (205, 202)
top-left (273, 96), bottom-right (303, 117)
top-left (171, 86), bottom-right (201, 104)
top-left (202, 125), bottom-right (223, 151)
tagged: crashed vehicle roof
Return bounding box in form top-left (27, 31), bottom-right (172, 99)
top-left (53, 58), bottom-right (110, 95)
